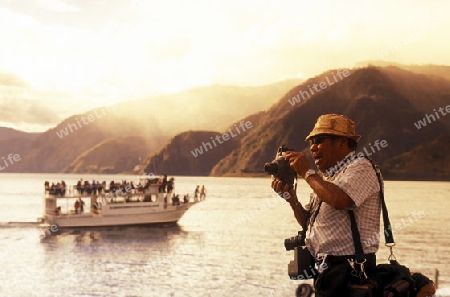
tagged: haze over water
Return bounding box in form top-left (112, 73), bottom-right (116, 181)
top-left (0, 174), bottom-right (449, 297)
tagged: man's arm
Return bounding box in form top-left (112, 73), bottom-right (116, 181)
top-left (304, 175), bottom-right (353, 210)
top-left (286, 151), bottom-right (353, 210)
top-left (287, 193), bottom-right (309, 229)
top-left (271, 180), bottom-right (309, 229)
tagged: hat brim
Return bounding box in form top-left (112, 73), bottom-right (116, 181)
top-left (305, 129), bottom-right (362, 141)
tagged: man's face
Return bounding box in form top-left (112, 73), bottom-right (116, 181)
top-left (308, 134), bottom-right (344, 172)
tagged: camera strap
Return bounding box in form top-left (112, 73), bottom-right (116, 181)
top-left (348, 155), bottom-right (395, 263)
top-left (307, 199), bottom-right (322, 231)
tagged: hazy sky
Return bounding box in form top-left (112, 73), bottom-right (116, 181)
top-left (0, 0), bottom-right (448, 132)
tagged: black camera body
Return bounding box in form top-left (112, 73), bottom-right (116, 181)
top-left (263, 145), bottom-right (296, 189)
top-left (285, 230), bottom-right (317, 280)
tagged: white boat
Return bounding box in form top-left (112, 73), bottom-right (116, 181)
top-left (42, 179), bottom-right (202, 228)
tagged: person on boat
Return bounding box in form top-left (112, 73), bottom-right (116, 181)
top-left (92, 180), bottom-right (98, 195)
top-left (172, 194), bottom-right (180, 206)
top-left (61, 180), bottom-right (66, 196)
top-left (76, 180), bottom-right (83, 195)
top-left (167, 177), bottom-right (175, 193)
top-left (162, 175), bottom-right (168, 193)
top-left (200, 185), bottom-right (206, 200)
top-left (44, 181), bottom-right (50, 193)
top-left (194, 185), bottom-right (200, 201)
top-left (79, 198), bottom-right (85, 213)
top-left (109, 180), bottom-right (116, 192)
top-left (74, 199), bottom-right (80, 214)
top-left (271, 114), bottom-right (382, 297)
top-left (84, 181), bottom-right (92, 195)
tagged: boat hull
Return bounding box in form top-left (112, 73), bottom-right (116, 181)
top-left (45, 202), bottom-right (197, 228)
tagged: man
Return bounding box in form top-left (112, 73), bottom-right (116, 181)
top-left (271, 114), bottom-right (381, 296)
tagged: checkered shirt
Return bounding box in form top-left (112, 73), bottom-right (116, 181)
top-left (304, 152), bottom-right (382, 257)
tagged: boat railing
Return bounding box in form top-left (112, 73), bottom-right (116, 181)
top-left (45, 184), bottom-right (163, 198)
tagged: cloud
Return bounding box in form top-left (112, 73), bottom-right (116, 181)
top-left (0, 72), bottom-right (26, 87)
top-left (0, 72), bottom-right (63, 130)
top-left (0, 0), bottom-right (448, 132)
top-left (34, 0), bottom-right (79, 12)
top-left (0, 97), bottom-right (61, 125)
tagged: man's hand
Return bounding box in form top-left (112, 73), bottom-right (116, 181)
top-left (271, 178), bottom-right (296, 201)
top-left (285, 152), bottom-right (311, 178)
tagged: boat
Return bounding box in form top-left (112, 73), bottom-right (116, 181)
top-left (41, 178), bottom-right (202, 228)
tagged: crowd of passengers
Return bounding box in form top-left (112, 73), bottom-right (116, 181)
top-left (44, 175), bottom-right (182, 203)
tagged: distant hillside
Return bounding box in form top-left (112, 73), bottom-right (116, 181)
top-left (355, 61), bottom-right (450, 81)
top-left (110, 79), bottom-right (302, 135)
top-left (0, 127), bottom-right (41, 169)
top-left (63, 136), bottom-right (156, 174)
top-left (142, 112), bottom-right (266, 176)
top-left (0, 127), bottom-right (40, 141)
top-left (139, 66), bottom-right (450, 180)
top-left (2, 80), bottom-right (300, 173)
top-left (142, 131), bottom-right (239, 176)
top-left (383, 134), bottom-right (450, 181)
top-left (154, 65), bottom-right (448, 180)
top-left (2, 65), bottom-right (448, 180)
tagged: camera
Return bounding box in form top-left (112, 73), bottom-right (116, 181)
top-left (286, 230), bottom-right (317, 280)
top-left (284, 230), bottom-right (305, 251)
top-left (263, 145), bottom-right (296, 189)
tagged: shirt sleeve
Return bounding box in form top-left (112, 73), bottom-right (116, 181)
top-left (332, 158), bottom-right (379, 207)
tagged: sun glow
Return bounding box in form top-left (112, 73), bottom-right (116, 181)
top-left (0, 0), bottom-right (448, 131)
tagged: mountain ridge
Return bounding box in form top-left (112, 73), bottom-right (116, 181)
top-left (146, 65), bottom-right (449, 180)
top-left (0, 79), bottom-right (300, 173)
top-left (0, 64), bottom-right (448, 180)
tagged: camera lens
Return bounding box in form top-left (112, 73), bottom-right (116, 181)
top-left (284, 235), bottom-right (304, 251)
top-left (284, 235), bottom-right (300, 251)
top-left (264, 162), bottom-right (278, 175)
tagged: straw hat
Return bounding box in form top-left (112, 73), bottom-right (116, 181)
top-left (305, 114), bottom-right (362, 141)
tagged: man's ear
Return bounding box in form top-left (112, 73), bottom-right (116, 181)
top-left (336, 137), bottom-right (349, 150)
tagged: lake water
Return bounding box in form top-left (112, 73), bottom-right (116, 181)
top-left (0, 173), bottom-right (449, 297)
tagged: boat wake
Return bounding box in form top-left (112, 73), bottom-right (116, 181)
top-left (0, 221), bottom-right (41, 228)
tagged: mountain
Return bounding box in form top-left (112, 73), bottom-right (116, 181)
top-left (211, 66), bottom-right (447, 175)
top-left (63, 136), bottom-right (157, 174)
top-left (355, 61), bottom-right (450, 81)
top-left (382, 134), bottom-right (449, 180)
top-left (0, 127), bottom-right (40, 141)
top-left (142, 112), bottom-right (266, 176)
top-left (0, 128), bottom-right (41, 170)
top-left (1, 80), bottom-right (300, 173)
top-left (108, 79), bottom-right (302, 135)
top-left (142, 131), bottom-right (239, 176)
top-left (148, 65), bottom-right (449, 180)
